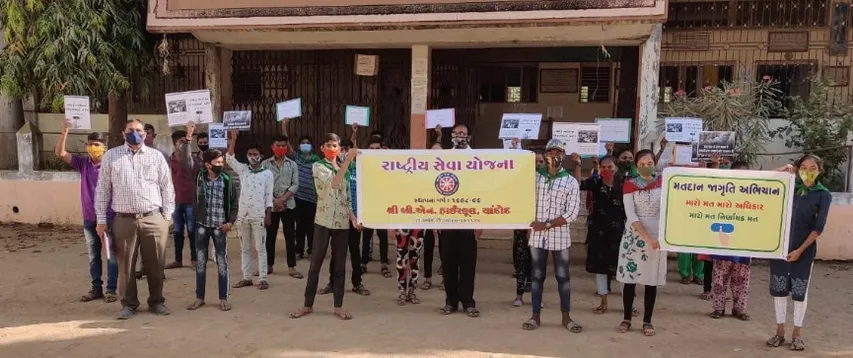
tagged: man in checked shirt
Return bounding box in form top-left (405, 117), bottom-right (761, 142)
top-left (520, 138), bottom-right (583, 333)
top-left (95, 119), bottom-right (175, 320)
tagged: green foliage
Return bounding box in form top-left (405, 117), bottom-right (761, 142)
top-left (770, 76), bottom-right (853, 191)
top-left (658, 75), bottom-right (785, 166)
top-left (0, 0), bottom-right (151, 111)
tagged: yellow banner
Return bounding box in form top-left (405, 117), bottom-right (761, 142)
top-left (356, 149), bottom-right (535, 229)
top-left (659, 167), bottom-right (795, 259)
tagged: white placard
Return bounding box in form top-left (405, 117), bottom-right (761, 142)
top-left (208, 123), bottom-right (227, 149)
top-left (223, 111), bottom-right (252, 130)
top-left (499, 113), bottom-right (542, 139)
top-left (425, 108), bottom-right (455, 129)
top-left (598, 142), bottom-right (608, 157)
top-left (552, 122), bottom-right (601, 157)
top-left (345, 105), bottom-right (371, 126)
top-left (103, 232), bottom-right (112, 260)
top-left (165, 90), bottom-right (213, 127)
top-left (63, 96), bottom-right (91, 130)
top-left (595, 118), bottom-right (632, 143)
top-left (276, 98), bottom-right (302, 121)
top-left (673, 144), bottom-right (699, 166)
top-left (664, 117), bottom-right (703, 143)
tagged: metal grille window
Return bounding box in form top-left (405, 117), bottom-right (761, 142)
top-left (666, 0), bottom-right (829, 29)
top-left (666, 0), bottom-right (730, 29)
top-left (659, 64), bottom-right (734, 102)
top-left (477, 65), bottom-right (538, 103)
top-left (755, 63), bottom-right (815, 115)
top-left (580, 65), bottom-right (611, 103)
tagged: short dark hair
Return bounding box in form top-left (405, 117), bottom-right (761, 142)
top-left (299, 135), bottom-right (313, 143)
top-left (171, 130), bottom-right (187, 144)
top-left (323, 133), bottom-right (341, 144)
top-left (795, 154), bottom-right (824, 172)
top-left (87, 132), bottom-right (108, 143)
top-left (367, 138), bottom-right (383, 147)
top-left (340, 138), bottom-right (353, 148)
top-left (196, 132), bottom-right (208, 140)
top-left (202, 149), bottom-right (224, 164)
top-left (731, 161), bottom-right (749, 169)
top-left (143, 123), bottom-right (155, 132)
top-left (246, 142), bottom-right (264, 154)
top-left (370, 130), bottom-right (383, 138)
top-left (126, 119), bottom-right (145, 128)
top-left (599, 155), bottom-right (617, 166)
top-left (272, 135), bottom-right (289, 143)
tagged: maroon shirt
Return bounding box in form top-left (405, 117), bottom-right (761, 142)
top-left (171, 151), bottom-right (202, 204)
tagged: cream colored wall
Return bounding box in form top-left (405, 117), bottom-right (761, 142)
top-left (0, 173), bottom-right (82, 225)
top-left (476, 62), bottom-right (614, 149)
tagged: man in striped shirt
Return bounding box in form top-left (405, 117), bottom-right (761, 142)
top-left (95, 119), bottom-right (175, 320)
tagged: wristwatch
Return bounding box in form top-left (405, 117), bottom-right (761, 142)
top-left (545, 221), bottom-right (552, 230)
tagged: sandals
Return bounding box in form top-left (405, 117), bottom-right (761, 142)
top-left (593, 305), bottom-right (607, 314)
top-left (104, 292), bottom-right (117, 303)
top-left (731, 310), bottom-right (751, 321)
top-left (80, 290), bottom-right (104, 302)
top-left (565, 321), bottom-right (584, 333)
top-left (288, 270), bottom-right (304, 279)
top-left (186, 299), bottom-right (205, 310)
top-left (219, 300), bottom-right (231, 311)
top-left (439, 305), bottom-right (457, 315)
top-left (465, 307), bottom-right (480, 318)
top-left (420, 280), bottom-right (433, 290)
top-left (766, 335), bottom-right (786, 347)
top-left (333, 309), bottom-right (352, 320)
top-left (522, 319), bottom-right (540, 331)
top-left (642, 323), bottom-right (656, 336)
top-left (699, 292), bottom-right (712, 301)
top-left (439, 281), bottom-right (445, 291)
top-left (791, 337), bottom-right (805, 351)
top-left (709, 310), bottom-right (724, 319)
top-left (232, 279), bottom-right (253, 288)
top-left (512, 297), bottom-right (523, 307)
top-left (289, 307), bottom-right (313, 319)
top-left (257, 281), bottom-right (269, 290)
top-left (397, 294), bottom-right (408, 306)
top-left (681, 277), bottom-right (691, 285)
top-left (407, 293), bottom-right (421, 305)
top-left (164, 262), bottom-right (182, 270)
top-left (617, 320), bottom-right (632, 333)
top-left (352, 285), bottom-right (371, 296)
top-left (318, 285), bottom-right (332, 295)
top-left (380, 266), bottom-right (392, 278)
top-left (692, 277), bottom-right (703, 285)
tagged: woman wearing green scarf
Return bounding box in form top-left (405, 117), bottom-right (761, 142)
top-left (766, 154), bottom-right (832, 351)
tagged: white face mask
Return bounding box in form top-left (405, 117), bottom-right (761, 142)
top-left (248, 155), bottom-right (262, 165)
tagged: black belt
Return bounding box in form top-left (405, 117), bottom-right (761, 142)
top-left (116, 211), bottom-right (156, 219)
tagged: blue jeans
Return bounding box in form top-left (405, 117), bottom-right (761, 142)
top-left (172, 204), bottom-right (196, 263)
top-left (530, 247), bottom-right (572, 315)
top-left (195, 225), bottom-right (229, 300)
top-left (83, 220), bottom-right (118, 293)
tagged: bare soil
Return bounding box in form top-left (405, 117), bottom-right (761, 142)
top-left (0, 222), bottom-right (851, 358)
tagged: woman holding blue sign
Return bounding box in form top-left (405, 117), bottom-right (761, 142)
top-left (615, 149), bottom-right (667, 337)
top-left (766, 155), bottom-right (832, 351)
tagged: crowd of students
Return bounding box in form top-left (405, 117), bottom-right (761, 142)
top-left (56, 118), bottom-right (831, 351)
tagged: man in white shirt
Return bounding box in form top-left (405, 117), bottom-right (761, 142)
top-left (95, 119), bottom-right (175, 320)
top-left (520, 138), bottom-right (582, 332)
top-left (227, 131), bottom-right (275, 290)
top-left (440, 123), bottom-right (484, 318)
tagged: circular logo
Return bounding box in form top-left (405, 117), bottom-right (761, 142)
top-left (434, 172), bottom-right (460, 196)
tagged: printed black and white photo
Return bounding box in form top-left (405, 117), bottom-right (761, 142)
top-left (664, 117), bottom-right (703, 143)
top-left (692, 130), bottom-right (737, 160)
top-left (578, 130), bottom-right (599, 144)
top-left (666, 123), bottom-right (682, 133)
top-left (208, 123), bottom-right (228, 149)
top-left (168, 99), bottom-right (187, 114)
top-left (223, 110), bottom-right (252, 130)
top-left (502, 119), bottom-right (520, 129)
top-left (498, 113), bottom-right (542, 139)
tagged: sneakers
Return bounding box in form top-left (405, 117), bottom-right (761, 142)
top-left (232, 279), bottom-right (253, 288)
top-left (149, 304), bottom-right (171, 316)
top-left (117, 306), bottom-right (136, 320)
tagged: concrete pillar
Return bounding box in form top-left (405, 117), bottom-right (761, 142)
top-left (410, 45), bottom-right (430, 149)
top-left (204, 43), bottom-right (222, 122)
top-left (16, 121), bottom-right (41, 172)
top-left (636, 24), bottom-right (662, 152)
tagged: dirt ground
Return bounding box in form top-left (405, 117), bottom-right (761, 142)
top-left (0, 223), bottom-right (851, 358)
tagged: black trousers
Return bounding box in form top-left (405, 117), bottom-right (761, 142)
top-left (266, 209), bottom-right (296, 268)
top-left (327, 223), bottom-right (363, 287)
top-left (361, 227), bottom-right (389, 265)
top-left (441, 230), bottom-right (477, 309)
top-left (294, 199), bottom-right (316, 256)
top-left (304, 224), bottom-right (348, 308)
top-left (423, 229), bottom-right (440, 278)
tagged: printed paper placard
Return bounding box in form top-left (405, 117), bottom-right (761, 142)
top-left (595, 118), bottom-right (632, 143)
top-left (425, 108), bottom-right (456, 129)
top-left (692, 131), bottom-right (736, 160)
top-left (276, 98), bottom-right (302, 121)
top-left (499, 113), bottom-right (542, 139)
top-left (356, 149), bottom-right (535, 229)
top-left (551, 122), bottom-right (601, 157)
top-left (63, 96), bottom-right (92, 130)
top-left (664, 117), bottom-right (703, 143)
top-left (345, 105), bottom-right (370, 126)
top-left (659, 167), bottom-right (794, 259)
top-left (673, 145), bottom-right (700, 167)
top-left (165, 89), bottom-right (213, 126)
top-left (223, 111), bottom-right (252, 130)
top-left (208, 123), bottom-right (227, 149)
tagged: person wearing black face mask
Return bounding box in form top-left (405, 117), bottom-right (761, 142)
top-left (187, 149), bottom-right (238, 312)
top-left (166, 123), bottom-right (203, 270)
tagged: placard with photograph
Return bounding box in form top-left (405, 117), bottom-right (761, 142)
top-left (208, 123), bottom-right (227, 149)
top-left (664, 117), bottom-right (703, 143)
top-left (551, 122), bottom-right (601, 157)
top-left (222, 111), bottom-right (252, 131)
top-left (499, 113), bottom-right (542, 139)
top-left (165, 89), bottom-right (213, 126)
top-left (692, 131), bottom-right (736, 160)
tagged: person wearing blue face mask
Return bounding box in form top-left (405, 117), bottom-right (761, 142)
top-left (294, 135), bottom-right (321, 259)
top-left (95, 119), bottom-right (175, 320)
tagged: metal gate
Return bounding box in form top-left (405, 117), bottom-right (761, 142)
top-left (230, 49), bottom-right (412, 152)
